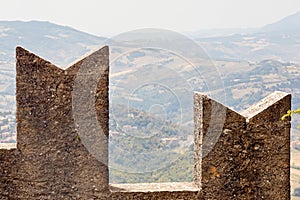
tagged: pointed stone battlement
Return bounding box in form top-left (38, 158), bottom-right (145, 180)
top-left (1, 46), bottom-right (109, 199)
top-left (194, 91), bottom-right (291, 199)
top-left (0, 47), bottom-right (291, 199)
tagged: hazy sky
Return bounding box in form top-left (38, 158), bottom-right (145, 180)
top-left (0, 0), bottom-right (300, 36)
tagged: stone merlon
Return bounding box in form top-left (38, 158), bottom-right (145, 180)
top-left (0, 47), bottom-right (291, 199)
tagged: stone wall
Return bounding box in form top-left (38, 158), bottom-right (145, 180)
top-left (194, 91), bottom-right (290, 199)
top-left (0, 47), bottom-right (291, 199)
top-left (1, 46), bottom-right (109, 199)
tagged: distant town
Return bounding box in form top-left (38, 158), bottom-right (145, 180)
top-left (0, 111), bottom-right (16, 143)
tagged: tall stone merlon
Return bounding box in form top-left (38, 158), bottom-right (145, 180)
top-left (0, 46), bottom-right (292, 199)
top-left (0, 46), bottom-right (109, 199)
top-left (194, 91), bottom-right (291, 199)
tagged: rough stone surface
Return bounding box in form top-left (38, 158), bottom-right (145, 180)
top-left (0, 46), bottom-right (291, 199)
top-left (0, 46), bottom-right (109, 199)
top-left (110, 183), bottom-right (199, 200)
top-left (194, 91), bottom-right (291, 200)
top-left (110, 190), bottom-right (199, 200)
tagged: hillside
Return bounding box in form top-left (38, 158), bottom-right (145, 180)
top-left (192, 11), bottom-right (300, 63)
top-left (0, 20), bottom-right (106, 112)
top-left (109, 105), bottom-right (193, 183)
top-left (0, 15), bottom-right (299, 188)
top-left (0, 20), bottom-right (106, 67)
top-left (262, 11), bottom-right (300, 32)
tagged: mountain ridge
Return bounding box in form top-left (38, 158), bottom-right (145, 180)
top-left (262, 11), bottom-right (300, 32)
top-left (187, 11), bottom-right (300, 39)
top-left (0, 20), bottom-right (106, 67)
top-left (0, 12), bottom-right (300, 186)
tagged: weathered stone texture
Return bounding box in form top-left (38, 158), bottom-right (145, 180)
top-left (0, 46), bottom-right (291, 200)
top-left (0, 148), bottom-right (20, 199)
top-left (110, 191), bottom-right (199, 200)
top-left (0, 46), bottom-right (109, 199)
top-left (194, 91), bottom-right (290, 200)
top-left (110, 182), bottom-right (199, 200)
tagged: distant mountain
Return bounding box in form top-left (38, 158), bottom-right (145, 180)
top-left (0, 20), bottom-right (106, 112)
top-left (191, 11), bottom-right (300, 63)
top-left (0, 16), bottom-right (300, 185)
top-left (262, 11), bottom-right (300, 32)
top-left (188, 11), bottom-right (300, 39)
top-left (0, 20), bottom-right (106, 67)
top-left (185, 28), bottom-right (258, 39)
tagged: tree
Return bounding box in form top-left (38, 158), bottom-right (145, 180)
top-left (282, 108), bottom-right (300, 128)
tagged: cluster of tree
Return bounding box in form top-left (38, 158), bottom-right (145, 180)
top-left (109, 146), bottom-right (194, 183)
top-left (282, 108), bottom-right (300, 129)
top-left (109, 105), bottom-right (193, 183)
